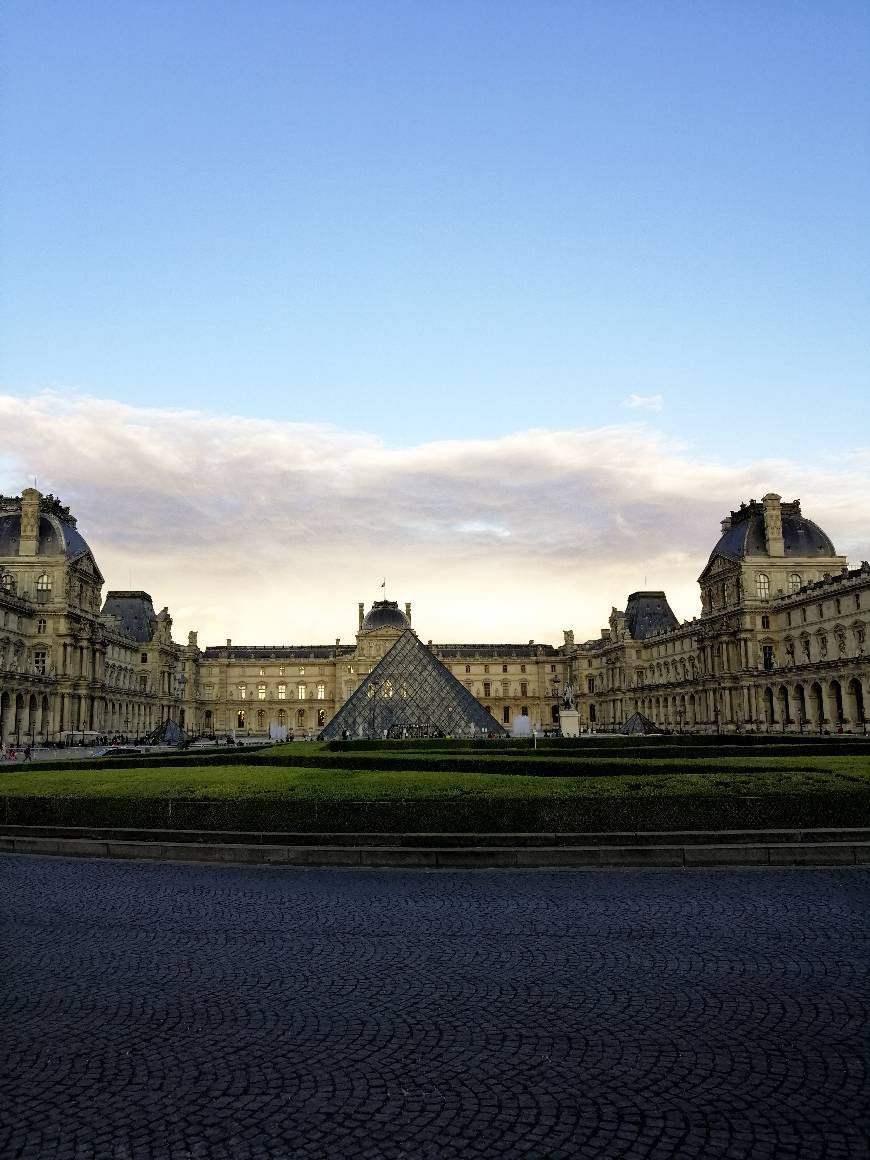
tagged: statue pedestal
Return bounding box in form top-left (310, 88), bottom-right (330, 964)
top-left (559, 709), bottom-right (581, 738)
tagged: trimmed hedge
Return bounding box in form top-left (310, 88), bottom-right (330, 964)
top-left (4, 788), bottom-right (869, 834)
top-left (326, 734), bottom-right (870, 751)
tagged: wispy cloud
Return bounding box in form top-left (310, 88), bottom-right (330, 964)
top-left (623, 393), bottom-right (664, 412)
top-left (1, 391), bottom-right (867, 646)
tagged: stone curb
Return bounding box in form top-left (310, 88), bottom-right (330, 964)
top-left (1, 834), bottom-right (868, 869)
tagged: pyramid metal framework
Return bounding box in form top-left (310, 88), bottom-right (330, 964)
top-left (319, 630), bottom-right (507, 740)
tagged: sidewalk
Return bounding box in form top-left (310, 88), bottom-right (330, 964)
top-left (2, 825), bottom-right (868, 869)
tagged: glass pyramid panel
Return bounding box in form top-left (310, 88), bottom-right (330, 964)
top-left (320, 630), bottom-right (507, 740)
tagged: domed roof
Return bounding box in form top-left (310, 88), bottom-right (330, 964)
top-left (0, 507), bottom-right (94, 561)
top-left (361, 600), bottom-right (409, 632)
top-left (709, 498), bottom-right (836, 562)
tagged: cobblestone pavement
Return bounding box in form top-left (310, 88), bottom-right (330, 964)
top-left (2, 858), bottom-right (868, 1160)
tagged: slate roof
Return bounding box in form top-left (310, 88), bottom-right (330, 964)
top-left (101, 592), bottom-right (158, 644)
top-left (624, 592), bottom-right (679, 640)
top-left (709, 499), bottom-right (836, 561)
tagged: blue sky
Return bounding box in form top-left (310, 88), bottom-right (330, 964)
top-left (2, 2), bottom-right (869, 643)
top-left (3, 0), bottom-right (868, 451)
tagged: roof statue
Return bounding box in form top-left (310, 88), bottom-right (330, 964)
top-left (320, 629), bottom-right (506, 740)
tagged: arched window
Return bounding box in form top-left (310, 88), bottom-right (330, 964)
top-left (756, 573), bottom-right (770, 600)
top-left (36, 573), bottom-right (52, 602)
top-left (1, 573), bottom-right (15, 594)
top-left (237, 709), bottom-right (246, 728)
top-left (788, 573), bottom-right (802, 595)
top-left (317, 709), bottom-right (326, 727)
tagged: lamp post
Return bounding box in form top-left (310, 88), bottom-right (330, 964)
top-left (551, 676), bottom-right (560, 734)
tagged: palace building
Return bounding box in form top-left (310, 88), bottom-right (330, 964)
top-left (1, 488), bottom-right (868, 745)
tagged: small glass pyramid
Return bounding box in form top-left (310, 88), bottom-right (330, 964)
top-left (320, 630), bottom-right (507, 740)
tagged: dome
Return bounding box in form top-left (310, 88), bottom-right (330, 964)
top-left (0, 507), bottom-right (94, 561)
top-left (709, 498), bottom-right (836, 562)
top-left (361, 600), bottom-right (409, 632)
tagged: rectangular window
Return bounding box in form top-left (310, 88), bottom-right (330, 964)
top-left (258, 684), bottom-right (266, 701)
top-left (464, 664), bottom-right (470, 673)
top-left (786, 611), bottom-right (792, 626)
top-left (801, 607), bottom-right (807, 623)
top-left (33, 650), bottom-right (47, 674)
top-left (317, 683), bottom-right (325, 700)
top-left (484, 665), bottom-right (489, 673)
top-left (298, 684), bottom-right (306, 700)
top-left (277, 684), bottom-right (286, 700)
top-left (502, 664), bottom-right (508, 673)
top-left (587, 677), bottom-right (595, 693)
top-left (238, 685), bottom-right (246, 700)
top-left (139, 674), bottom-right (148, 691)
top-left (279, 666), bottom-right (285, 676)
top-left (550, 664), bottom-right (556, 672)
top-left (502, 706), bottom-right (510, 723)
top-left (761, 615), bottom-right (770, 629)
top-left (37, 618), bottom-right (47, 634)
top-left (762, 645), bottom-right (774, 671)
top-left (856, 594), bottom-right (861, 610)
top-left (483, 682), bottom-right (491, 697)
top-left (141, 653), bottom-right (148, 664)
top-left (203, 684), bottom-right (214, 699)
top-left (259, 667), bottom-right (265, 676)
top-left (520, 664), bottom-right (526, 673)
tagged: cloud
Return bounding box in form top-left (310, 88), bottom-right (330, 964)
top-left (1, 390), bottom-right (868, 646)
top-left (623, 393), bottom-right (664, 412)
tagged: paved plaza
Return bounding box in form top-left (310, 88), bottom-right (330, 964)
top-left (2, 857), bottom-right (868, 1160)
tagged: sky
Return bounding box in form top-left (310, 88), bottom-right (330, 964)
top-left (1, 1), bottom-right (869, 645)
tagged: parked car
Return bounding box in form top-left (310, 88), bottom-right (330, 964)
top-left (94, 746), bottom-right (142, 757)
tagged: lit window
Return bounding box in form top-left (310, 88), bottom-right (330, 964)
top-left (277, 684), bottom-right (286, 700)
top-left (279, 666), bottom-right (285, 676)
top-left (259, 667), bottom-right (265, 676)
top-left (237, 710), bottom-right (246, 728)
top-left (238, 684), bottom-right (247, 700)
top-left (299, 667), bottom-right (305, 676)
top-left (37, 619), bottom-right (47, 634)
top-left (317, 709), bottom-right (326, 726)
top-left (756, 574), bottom-right (770, 600)
top-left (317, 682), bottom-right (325, 699)
top-left (298, 684), bottom-right (306, 700)
top-left (788, 574), bottom-right (801, 595)
top-left (258, 684), bottom-right (266, 701)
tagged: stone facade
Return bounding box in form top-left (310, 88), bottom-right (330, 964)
top-left (1, 488), bottom-right (868, 745)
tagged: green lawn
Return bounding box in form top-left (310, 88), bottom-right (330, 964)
top-left (2, 756), bottom-right (869, 802)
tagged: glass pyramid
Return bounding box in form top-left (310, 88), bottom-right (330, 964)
top-left (320, 630), bottom-right (507, 740)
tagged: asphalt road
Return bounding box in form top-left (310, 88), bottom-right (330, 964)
top-left (2, 857), bottom-right (868, 1160)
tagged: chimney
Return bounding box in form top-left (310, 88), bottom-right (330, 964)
top-left (188, 630), bottom-right (198, 648)
top-left (19, 488), bottom-right (40, 556)
top-left (762, 493), bottom-right (784, 556)
top-left (226, 638), bottom-right (232, 648)
top-left (335, 637), bottom-right (340, 647)
top-left (405, 602), bottom-right (412, 626)
top-left (358, 602), bottom-right (365, 630)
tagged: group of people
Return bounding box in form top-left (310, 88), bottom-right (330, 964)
top-left (2, 744), bottom-right (32, 762)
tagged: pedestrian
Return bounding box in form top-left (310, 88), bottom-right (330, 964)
top-left (23, 745), bottom-right (32, 762)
